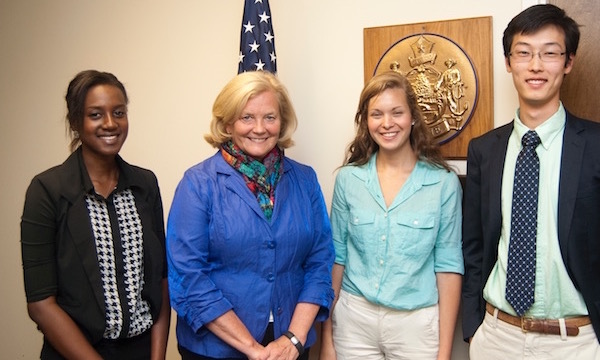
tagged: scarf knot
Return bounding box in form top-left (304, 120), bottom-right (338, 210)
top-left (221, 141), bottom-right (283, 220)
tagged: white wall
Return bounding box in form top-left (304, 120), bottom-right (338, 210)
top-left (0, 1), bottom-right (535, 358)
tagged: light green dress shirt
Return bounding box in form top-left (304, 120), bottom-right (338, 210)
top-left (331, 154), bottom-right (463, 310)
top-left (484, 103), bottom-right (588, 318)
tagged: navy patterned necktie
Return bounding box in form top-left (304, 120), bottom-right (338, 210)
top-left (505, 130), bottom-right (541, 316)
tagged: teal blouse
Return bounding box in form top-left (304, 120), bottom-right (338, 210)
top-left (331, 154), bottom-right (464, 310)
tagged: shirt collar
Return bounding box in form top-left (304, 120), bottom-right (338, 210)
top-left (514, 102), bottom-right (566, 150)
top-left (73, 146), bottom-right (141, 194)
top-left (359, 152), bottom-right (440, 187)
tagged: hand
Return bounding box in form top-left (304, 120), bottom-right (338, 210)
top-left (264, 335), bottom-right (298, 360)
top-left (246, 342), bottom-right (270, 360)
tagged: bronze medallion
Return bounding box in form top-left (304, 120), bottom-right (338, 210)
top-left (374, 33), bottom-right (478, 144)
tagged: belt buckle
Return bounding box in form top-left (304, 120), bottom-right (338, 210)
top-left (520, 316), bottom-right (534, 333)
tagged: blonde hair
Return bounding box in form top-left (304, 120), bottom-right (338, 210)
top-left (204, 71), bottom-right (297, 149)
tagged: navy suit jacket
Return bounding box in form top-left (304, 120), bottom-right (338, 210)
top-left (462, 112), bottom-right (600, 342)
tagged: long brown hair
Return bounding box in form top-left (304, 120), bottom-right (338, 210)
top-left (344, 71), bottom-right (451, 171)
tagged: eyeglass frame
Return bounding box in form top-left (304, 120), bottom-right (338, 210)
top-left (508, 49), bottom-right (567, 63)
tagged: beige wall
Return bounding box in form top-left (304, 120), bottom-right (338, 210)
top-left (0, 0), bottom-right (540, 358)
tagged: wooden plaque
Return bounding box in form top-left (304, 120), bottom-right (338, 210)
top-left (364, 16), bottom-right (493, 159)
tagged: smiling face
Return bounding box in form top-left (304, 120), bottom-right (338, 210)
top-left (226, 90), bottom-right (281, 160)
top-left (79, 84), bottom-right (128, 160)
top-left (367, 87), bottom-right (413, 157)
top-left (506, 25), bottom-right (574, 114)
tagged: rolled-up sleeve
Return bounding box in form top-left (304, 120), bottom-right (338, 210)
top-left (166, 170), bottom-right (233, 332)
top-left (297, 168), bottom-right (335, 321)
top-left (433, 173), bottom-right (464, 274)
top-left (330, 169), bottom-right (350, 266)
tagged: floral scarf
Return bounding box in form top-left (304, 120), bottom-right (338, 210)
top-left (220, 140), bottom-right (283, 220)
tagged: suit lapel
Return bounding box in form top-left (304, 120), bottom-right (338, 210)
top-left (66, 198), bottom-right (106, 309)
top-left (557, 115), bottom-right (585, 255)
top-left (59, 150), bottom-right (106, 312)
top-left (489, 124), bottom-right (513, 235)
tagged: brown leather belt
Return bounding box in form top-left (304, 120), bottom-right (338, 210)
top-left (486, 303), bottom-right (590, 336)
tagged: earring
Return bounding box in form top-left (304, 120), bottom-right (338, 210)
top-left (411, 120), bottom-right (415, 126)
top-left (73, 130), bottom-right (80, 138)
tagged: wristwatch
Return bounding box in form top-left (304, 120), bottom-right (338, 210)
top-left (283, 330), bottom-right (305, 355)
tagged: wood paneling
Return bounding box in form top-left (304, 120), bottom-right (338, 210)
top-left (549, 0), bottom-right (600, 122)
top-left (364, 17), bottom-right (493, 159)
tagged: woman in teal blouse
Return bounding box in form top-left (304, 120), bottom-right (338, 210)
top-left (321, 71), bottom-right (463, 360)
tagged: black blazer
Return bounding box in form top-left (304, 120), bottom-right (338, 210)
top-left (21, 148), bottom-right (166, 351)
top-left (462, 112), bottom-right (600, 341)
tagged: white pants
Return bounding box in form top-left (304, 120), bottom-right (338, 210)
top-left (332, 290), bottom-right (439, 360)
top-left (470, 310), bottom-right (600, 360)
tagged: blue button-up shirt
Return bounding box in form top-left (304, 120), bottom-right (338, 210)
top-left (331, 154), bottom-right (463, 310)
top-left (166, 152), bottom-right (334, 358)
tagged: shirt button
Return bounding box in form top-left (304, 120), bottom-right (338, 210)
top-left (381, 235), bottom-right (386, 241)
top-left (353, 217), bottom-right (359, 224)
top-left (267, 241), bottom-right (276, 249)
top-left (267, 273), bottom-right (275, 282)
top-left (413, 220), bottom-right (419, 225)
top-left (374, 283), bottom-right (379, 289)
top-left (379, 260), bottom-right (384, 265)
top-left (383, 213), bottom-right (388, 218)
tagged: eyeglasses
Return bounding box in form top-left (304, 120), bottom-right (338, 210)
top-left (509, 50), bottom-right (566, 63)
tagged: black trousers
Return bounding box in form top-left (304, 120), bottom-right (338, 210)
top-left (40, 329), bottom-right (151, 360)
top-left (179, 323), bottom-right (310, 360)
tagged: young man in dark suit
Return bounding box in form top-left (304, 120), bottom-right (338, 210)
top-left (462, 4), bottom-right (600, 359)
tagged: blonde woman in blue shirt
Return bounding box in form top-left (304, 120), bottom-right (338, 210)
top-left (167, 71), bottom-right (334, 360)
top-left (320, 71), bottom-right (463, 360)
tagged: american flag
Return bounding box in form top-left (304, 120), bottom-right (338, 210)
top-left (238, 0), bottom-right (277, 73)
